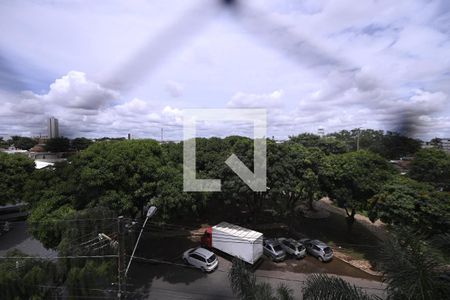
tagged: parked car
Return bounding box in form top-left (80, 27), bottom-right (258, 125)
top-left (299, 239), bottom-right (333, 262)
top-left (182, 247), bottom-right (219, 272)
top-left (263, 238), bottom-right (286, 262)
top-left (278, 237), bottom-right (306, 259)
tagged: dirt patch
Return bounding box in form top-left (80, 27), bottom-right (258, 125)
top-left (333, 250), bottom-right (382, 276)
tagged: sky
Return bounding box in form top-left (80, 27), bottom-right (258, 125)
top-left (0, 0), bottom-right (449, 140)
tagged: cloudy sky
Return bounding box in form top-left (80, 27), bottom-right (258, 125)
top-left (1, 0), bottom-right (449, 140)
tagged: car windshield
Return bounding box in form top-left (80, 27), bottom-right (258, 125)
top-left (207, 254), bottom-right (217, 263)
top-left (273, 245), bottom-right (283, 252)
top-left (297, 245), bottom-right (305, 251)
top-left (324, 247), bottom-right (332, 254)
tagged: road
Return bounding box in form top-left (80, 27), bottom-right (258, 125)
top-left (0, 221), bottom-right (57, 257)
top-left (127, 256), bottom-right (386, 300)
top-left (1, 224), bottom-right (386, 299)
top-left (126, 233), bottom-right (386, 299)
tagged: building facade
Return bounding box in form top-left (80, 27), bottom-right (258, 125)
top-left (442, 139), bottom-right (450, 153)
top-left (48, 117), bottom-right (59, 138)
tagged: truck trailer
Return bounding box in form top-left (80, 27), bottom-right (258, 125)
top-left (201, 222), bottom-right (263, 264)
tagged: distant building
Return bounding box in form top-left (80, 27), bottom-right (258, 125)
top-left (48, 117), bottom-right (59, 139)
top-left (422, 138), bottom-right (450, 153)
top-left (318, 128), bottom-right (325, 138)
top-left (421, 141), bottom-right (433, 149)
top-left (442, 139), bottom-right (450, 153)
top-left (0, 145), bottom-right (28, 155)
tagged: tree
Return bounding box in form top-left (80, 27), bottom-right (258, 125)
top-left (379, 131), bottom-right (422, 159)
top-left (321, 151), bottom-right (395, 230)
top-left (379, 229), bottom-right (450, 299)
top-left (409, 148), bottom-right (450, 191)
top-left (302, 274), bottom-right (380, 300)
top-left (68, 140), bottom-right (163, 217)
top-left (289, 133), bottom-right (348, 154)
top-left (151, 165), bottom-right (203, 221)
top-left (327, 129), bottom-right (421, 159)
top-left (0, 250), bottom-right (59, 300)
top-left (368, 177), bottom-right (450, 235)
top-left (268, 142), bottom-right (323, 221)
top-left (0, 152), bottom-right (35, 205)
top-left (8, 135), bottom-right (37, 150)
top-left (0, 137), bottom-right (8, 148)
top-left (45, 137), bottom-right (71, 152)
top-left (229, 258), bottom-right (294, 300)
top-left (71, 137), bottom-right (93, 151)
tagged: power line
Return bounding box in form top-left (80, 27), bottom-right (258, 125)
top-left (0, 255), bottom-right (117, 260)
top-left (131, 255), bottom-right (386, 291)
top-left (8, 217), bottom-right (122, 224)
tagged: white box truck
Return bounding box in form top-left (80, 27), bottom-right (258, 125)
top-left (200, 222), bottom-right (263, 264)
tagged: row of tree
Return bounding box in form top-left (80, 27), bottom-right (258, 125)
top-left (2, 135), bottom-right (449, 245)
top-left (0, 136), bottom-right (94, 152)
top-left (1, 130), bottom-right (449, 298)
top-left (1, 128), bottom-right (423, 157)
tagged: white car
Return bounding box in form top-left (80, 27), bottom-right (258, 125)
top-left (278, 238), bottom-right (306, 259)
top-left (182, 247), bottom-right (218, 272)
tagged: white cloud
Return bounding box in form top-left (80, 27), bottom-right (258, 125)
top-left (227, 90), bottom-right (284, 108)
top-left (42, 71), bottom-right (119, 110)
top-left (1, 0), bottom-right (450, 140)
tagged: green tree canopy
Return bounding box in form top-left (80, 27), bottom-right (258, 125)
top-left (0, 152), bottom-right (35, 205)
top-left (45, 137), bottom-right (71, 152)
top-left (379, 229), bottom-right (450, 299)
top-left (0, 137), bottom-right (8, 148)
top-left (268, 142), bottom-right (324, 218)
top-left (0, 250), bottom-right (59, 300)
top-left (288, 133), bottom-right (348, 154)
top-left (71, 137), bottom-right (93, 151)
top-left (409, 148), bottom-right (450, 191)
top-left (327, 129), bottom-right (421, 159)
top-left (321, 150), bottom-right (395, 229)
top-left (369, 177), bottom-right (450, 235)
top-left (8, 135), bottom-right (37, 150)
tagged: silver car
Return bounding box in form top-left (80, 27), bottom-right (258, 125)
top-left (263, 238), bottom-right (286, 262)
top-left (278, 238), bottom-right (306, 259)
top-left (299, 239), bottom-right (333, 262)
top-left (182, 247), bottom-right (218, 272)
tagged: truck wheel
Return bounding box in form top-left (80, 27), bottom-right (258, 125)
top-left (183, 258), bottom-right (188, 265)
top-left (201, 267), bottom-right (207, 273)
top-left (318, 256), bottom-right (323, 262)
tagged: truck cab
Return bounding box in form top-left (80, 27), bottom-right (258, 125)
top-left (200, 227), bottom-right (213, 248)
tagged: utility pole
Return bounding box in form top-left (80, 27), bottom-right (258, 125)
top-left (117, 216), bottom-right (125, 300)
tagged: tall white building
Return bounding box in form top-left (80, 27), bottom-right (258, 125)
top-left (48, 117), bottom-right (59, 138)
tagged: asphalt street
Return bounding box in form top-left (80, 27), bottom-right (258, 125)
top-left (1, 223), bottom-right (387, 299)
top-left (126, 256), bottom-right (387, 300)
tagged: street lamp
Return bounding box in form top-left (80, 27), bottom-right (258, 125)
top-left (124, 205), bottom-right (157, 277)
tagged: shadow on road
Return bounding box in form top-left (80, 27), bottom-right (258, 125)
top-left (126, 234), bottom-right (209, 299)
